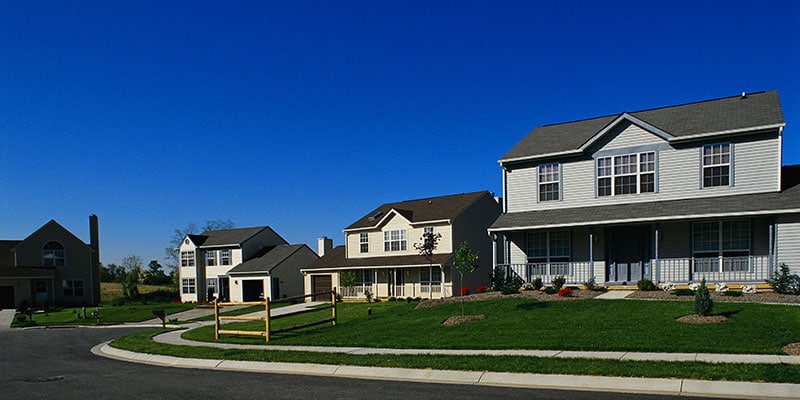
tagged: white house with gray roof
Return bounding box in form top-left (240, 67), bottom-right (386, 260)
top-left (178, 226), bottom-right (317, 303)
top-left (489, 91), bottom-right (800, 286)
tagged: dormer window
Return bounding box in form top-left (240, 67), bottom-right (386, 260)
top-left (538, 163), bottom-right (560, 202)
top-left (702, 143), bottom-right (731, 187)
top-left (43, 241), bottom-right (65, 266)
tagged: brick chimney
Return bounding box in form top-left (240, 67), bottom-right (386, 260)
top-left (89, 215), bottom-right (100, 305)
top-left (317, 237), bottom-right (333, 257)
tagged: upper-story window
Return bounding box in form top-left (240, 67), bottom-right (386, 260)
top-left (383, 229), bottom-right (407, 252)
top-left (206, 250), bottom-right (217, 266)
top-left (538, 163), bottom-right (560, 202)
top-left (181, 251), bottom-right (195, 267)
top-left (702, 143), bottom-right (731, 187)
top-left (219, 249), bottom-right (231, 265)
top-left (359, 232), bottom-right (369, 253)
top-left (43, 241), bottom-right (65, 266)
top-left (597, 151), bottom-right (656, 197)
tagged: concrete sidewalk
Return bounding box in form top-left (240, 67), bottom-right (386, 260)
top-left (94, 342), bottom-right (800, 399)
top-left (0, 309), bottom-right (15, 330)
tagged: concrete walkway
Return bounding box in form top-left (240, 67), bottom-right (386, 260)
top-left (594, 290), bottom-right (635, 300)
top-left (89, 301), bottom-right (800, 399)
top-left (0, 309), bottom-right (15, 330)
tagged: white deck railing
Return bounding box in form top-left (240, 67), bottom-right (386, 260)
top-left (656, 256), bottom-right (771, 284)
top-left (499, 262), bottom-right (592, 285)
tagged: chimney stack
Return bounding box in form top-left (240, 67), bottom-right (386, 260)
top-left (89, 214), bottom-right (100, 305)
top-left (317, 237), bottom-right (333, 257)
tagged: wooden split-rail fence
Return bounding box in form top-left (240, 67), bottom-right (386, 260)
top-left (214, 289), bottom-right (337, 343)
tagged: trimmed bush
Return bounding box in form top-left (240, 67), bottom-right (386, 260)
top-left (672, 288), bottom-right (695, 296)
top-left (636, 279), bottom-right (657, 291)
top-left (551, 275), bottom-right (566, 290)
top-left (767, 263), bottom-right (800, 295)
top-left (693, 279), bottom-right (713, 316)
top-left (531, 277), bottom-right (543, 291)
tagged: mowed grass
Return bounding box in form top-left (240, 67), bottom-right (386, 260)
top-left (13, 302), bottom-right (194, 326)
top-left (183, 298), bottom-right (800, 354)
top-left (112, 329), bottom-right (800, 383)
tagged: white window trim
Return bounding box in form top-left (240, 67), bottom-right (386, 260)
top-left (359, 232), bottom-right (369, 253)
top-left (206, 250), bottom-right (217, 266)
top-left (181, 278), bottom-right (196, 294)
top-left (537, 163), bottom-right (561, 202)
top-left (181, 251), bottom-right (195, 267)
top-left (700, 143), bottom-right (733, 188)
top-left (383, 229), bottom-right (407, 252)
top-left (43, 241), bottom-right (66, 267)
top-left (596, 151), bottom-right (656, 197)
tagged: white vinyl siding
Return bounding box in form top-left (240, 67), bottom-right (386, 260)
top-left (600, 123), bottom-right (665, 150)
top-left (776, 217), bottom-right (800, 275)
top-left (504, 132), bottom-right (780, 213)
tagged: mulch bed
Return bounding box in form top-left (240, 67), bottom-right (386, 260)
top-left (783, 343), bottom-right (800, 356)
top-left (627, 290), bottom-right (800, 304)
top-left (415, 289), bottom-right (603, 309)
top-left (442, 314), bottom-right (487, 326)
top-left (676, 314), bottom-right (730, 324)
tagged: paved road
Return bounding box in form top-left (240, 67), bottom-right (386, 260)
top-left (0, 327), bottom-right (725, 400)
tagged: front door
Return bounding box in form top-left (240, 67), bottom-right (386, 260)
top-left (606, 226), bottom-right (651, 284)
top-left (34, 280), bottom-right (48, 305)
top-left (391, 268), bottom-right (405, 297)
top-left (218, 277), bottom-right (230, 302)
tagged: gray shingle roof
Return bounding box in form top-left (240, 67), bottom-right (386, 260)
top-left (501, 91), bottom-right (785, 162)
top-left (199, 226), bottom-right (273, 247)
top-left (346, 191), bottom-right (492, 230)
top-left (302, 246), bottom-right (454, 271)
top-left (228, 244), bottom-right (308, 274)
top-left (490, 170), bottom-right (800, 230)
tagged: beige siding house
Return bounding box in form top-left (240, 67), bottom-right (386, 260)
top-left (302, 191), bottom-right (502, 300)
top-left (0, 216), bottom-right (101, 308)
top-left (491, 91), bottom-right (800, 286)
top-left (178, 226), bottom-right (316, 303)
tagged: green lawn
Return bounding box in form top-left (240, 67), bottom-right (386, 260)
top-left (112, 329), bottom-right (800, 383)
top-left (182, 298), bottom-right (800, 355)
top-left (12, 302), bottom-right (194, 327)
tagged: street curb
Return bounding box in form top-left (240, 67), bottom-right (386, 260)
top-left (92, 342), bottom-right (800, 399)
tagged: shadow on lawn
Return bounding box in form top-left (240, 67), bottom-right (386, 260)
top-left (516, 301), bottom-right (549, 311)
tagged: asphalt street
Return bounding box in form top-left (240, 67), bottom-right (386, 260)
top-left (1, 327), bottom-right (729, 400)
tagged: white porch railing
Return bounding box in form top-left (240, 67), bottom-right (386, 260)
top-left (500, 262), bottom-right (593, 285)
top-left (341, 284), bottom-right (374, 298)
top-left (655, 256), bottom-right (771, 284)
top-left (420, 284), bottom-right (442, 295)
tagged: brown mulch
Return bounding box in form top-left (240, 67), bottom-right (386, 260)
top-left (415, 289), bottom-right (603, 309)
top-left (442, 314), bottom-right (487, 326)
top-left (626, 290), bottom-right (800, 304)
top-left (676, 314), bottom-right (729, 324)
top-left (783, 343), bottom-right (800, 356)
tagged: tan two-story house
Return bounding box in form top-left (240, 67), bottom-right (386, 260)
top-left (489, 91), bottom-right (800, 287)
top-left (0, 215), bottom-right (101, 308)
top-left (302, 191), bottom-right (502, 300)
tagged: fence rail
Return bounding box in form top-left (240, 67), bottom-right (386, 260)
top-left (214, 289), bottom-right (337, 343)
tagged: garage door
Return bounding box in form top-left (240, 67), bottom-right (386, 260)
top-left (311, 275), bottom-right (332, 301)
top-left (0, 286), bottom-right (14, 309)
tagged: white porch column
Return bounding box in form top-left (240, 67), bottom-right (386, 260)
top-left (588, 228), bottom-right (594, 283)
top-left (654, 224), bottom-right (660, 283)
top-left (769, 223), bottom-right (775, 276)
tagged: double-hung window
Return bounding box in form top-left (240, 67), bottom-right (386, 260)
top-left (384, 229), bottom-right (407, 252)
top-left (206, 250), bottom-right (216, 266)
top-left (63, 280), bottom-right (84, 296)
top-left (359, 232), bottom-right (369, 253)
top-left (597, 151), bottom-right (656, 196)
top-left (538, 163), bottom-right (560, 201)
top-left (526, 231), bottom-right (571, 275)
top-left (180, 251), bottom-right (195, 267)
top-left (181, 278), bottom-right (196, 294)
top-left (692, 220), bottom-right (750, 272)
top-left (43, 241), bottom-right (65, 266)
top-left (219, 249), bottom-right (231, 265)
top-left (702, 143), bottom-right (731, 187)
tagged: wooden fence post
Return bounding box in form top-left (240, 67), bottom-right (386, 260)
top-left (213, 300), bottom-right (219, 340)
top-left (331, 288), bottom-right (337, 326)
top-left (265, 297), bottom-right (271, 343)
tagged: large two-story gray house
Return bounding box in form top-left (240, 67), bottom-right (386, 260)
top-left (489, 91), bottom-right (800, 287)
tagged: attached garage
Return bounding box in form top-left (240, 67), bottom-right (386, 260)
top-left (0, 285), bottom-right (14, 309)
top-left (241, 279), bottom-right (264, 302)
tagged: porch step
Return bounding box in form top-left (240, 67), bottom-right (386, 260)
top-left (595, 291), bottom-right (634, 300)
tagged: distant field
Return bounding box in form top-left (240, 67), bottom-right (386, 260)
top-left (101, 282), bottom-right (175, 303)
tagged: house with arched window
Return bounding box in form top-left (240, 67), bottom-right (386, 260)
top-left (0, 216), bottom-right (100, 309)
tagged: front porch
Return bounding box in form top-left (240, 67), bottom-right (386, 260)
top-left (494, 217), bottom-right (778, 286)
top-left (337, 266), bottom-right (453, 300)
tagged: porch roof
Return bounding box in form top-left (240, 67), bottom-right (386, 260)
top-left (0, 267), bottom-right (55, 278)
top-left (490, 178), bottom-right (800, 231)
top-left (301, 246), bottom-right (453, 272)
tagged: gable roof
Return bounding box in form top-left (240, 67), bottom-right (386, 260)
top-left (501, 91), bottom-right (785, 164)
top-left (228, 244), bottom-right (312, 274)
top-left (196, 226), bottom-right (279, 247)
top-left (14, 220), bottom-right (92, 252)
top-left (345, 191), bottom-right (492, 231)
top-left (490, 165), bottom-right (800, 231)
top-left (301, 245), bottom-right (454, 271)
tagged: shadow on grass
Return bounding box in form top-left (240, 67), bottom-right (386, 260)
top-left (516, 301), bottom-right (548, 311)
top-left (718, 309), bottom-right (743, 318)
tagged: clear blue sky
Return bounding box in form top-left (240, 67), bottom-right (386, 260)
top-left (1, 1), bottom-right (798, 267)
